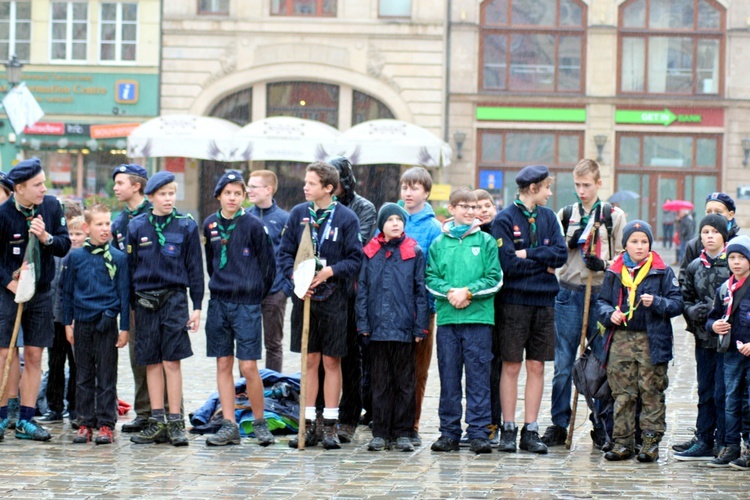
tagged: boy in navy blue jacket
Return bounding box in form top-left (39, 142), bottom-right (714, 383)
top-left (491, 165), bottom-right (567, 454)
top-left (62, 204), bottom-right (129, 445)
top-left (356, 203), bottom-right (429, 452)
top-left (127, 171), bottom-right (204, 447)
top-left (203, 171), bottom-right (276, 447)
top-left (278, 162), bottom-right (362, 450)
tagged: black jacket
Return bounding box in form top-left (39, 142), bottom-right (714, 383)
top-left (681, 253), bottom-right (731, 348)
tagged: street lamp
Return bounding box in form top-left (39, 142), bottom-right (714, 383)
top-left (594, 134), bottom-right (608, 163)
top-left (742, 138), bottom-right (750, 167)
top-left (453, 130), bottom-right (466, 159)
top-left (4, 55), bottom-right (24, 88)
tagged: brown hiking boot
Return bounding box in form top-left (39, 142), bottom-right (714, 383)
top-left (321, 419), bottom-right (341, 450)
top-left (288, 419), bottom-right (319, 449)
top-left (604, 443), bottom-right (634, 461)
top-left (636, 431), bottom-right (662, 463)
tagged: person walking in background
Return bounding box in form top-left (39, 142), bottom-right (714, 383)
top-left (676, 209), bottom-right (695, 266)
top-left (662, 199), bottom-right (676, 249)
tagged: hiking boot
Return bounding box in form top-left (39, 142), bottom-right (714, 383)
top-left (253, 419), bottom-right (275, 447)
top-left (72, 425), bottom-right (93, 444)
top-left (672, 429), bottom-right (698, 452)
top-left (37, 410), bottom-right (64, 423)
top-left (470, 438), bottom-right (493, 454)
top-left (122, 416), bottom-right (149, 433)
top-left (315, 413), bottom-right (324, 441)
top-left (0, 417), bottom-right (9, 441)
top-left (674, 440), bottom-right (714, 461)
top-left (167, 418), bottom-right (189, 447)
top-left (395, 436), bottom-right (414, 452)
top-left (729, 452), bottom-right (750, 471)
top-left (461, 424), bottom-right (499, 447)
top-left (368, 437), bottom-right (387, 451)
top-left (206, 419), bottom-right (241, 446)
top-left (604, 443), bottom-right (634, 461)
top-left (7, 398), bottom-right (18, 430)
top-left (431, 436), bottom-right (459, 452)
top-left (541, 424), bottom-right (567, 447)
top-left (130, 417), bottom-right (169, 444)
top-left (321, 419), bottom-right (341, 450)
top-left (498, 426), bottom-right (518, 453)
top-left (636, 431), bottom-right (661, 463)
top-left (289, 419), bottom-right (319, 449)
top-left (520, 425), bottom-right (548, 454)
top-left (337, 423), bottom-right (356, 443)
top-left (95, 425), bottom-right (114, 445)
top-left (15, 419), bottom-right (51, 441)
top-left (707, 444), bottom-right (741, 468)
top-left (409, 430), bottom-right (422, 447)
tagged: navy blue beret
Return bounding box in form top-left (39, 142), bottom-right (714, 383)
top-left (8, 158), bottom-right (42, 185)
top-left (705, 192), bottom-right (736, 213)
top-left (214, 170), bottom-right (245, 198)
top-left (144, 171), bottom-right (176, 195)
top-left (515, 165), bottom-right (549, 188)
top-left (112, 163), bottom-right (148, 181)
top-left (0, 171), bottom-right (13, 192)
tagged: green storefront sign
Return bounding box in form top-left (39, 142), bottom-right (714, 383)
top-left (476, 106), bottom-right (587, 123)
top-left (615, 108), bottom-right (677, 127)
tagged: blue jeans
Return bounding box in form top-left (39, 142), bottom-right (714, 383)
top-left (436, 324), bottom-right (492, 441)
top-left (723, 350), bottom-right (750, 446)
top-left (694, 345), bottom-right (723, 446)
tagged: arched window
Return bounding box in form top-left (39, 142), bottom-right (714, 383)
top-left (267, 81), bottom-right (340, 127)
top-left (210, 88), bottom-right (253, 126)
top-left (619, 0), bottom-right (725, 95)
top-left (480, 0), bottom-right (586, 93)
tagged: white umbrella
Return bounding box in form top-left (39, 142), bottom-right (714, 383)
top-left (127, 114), bottom-right (242, 160)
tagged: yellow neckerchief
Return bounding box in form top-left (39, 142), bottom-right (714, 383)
top-left (620, 252), bottom-right (653, 321)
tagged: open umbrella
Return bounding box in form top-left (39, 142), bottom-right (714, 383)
top-left (608, 190), bottom-right (640, 203)
top-left (662, 200), bottom-right (694, 212)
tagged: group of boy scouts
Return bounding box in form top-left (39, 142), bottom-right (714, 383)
top-left (0, 154), bottom-right (749, 471)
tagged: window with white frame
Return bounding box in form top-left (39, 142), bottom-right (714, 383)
top-left (198, 0), bottom-right (229, 15)
top-left (51, 2), bottom-right (88, 61)
top-left (101, 3), bottom-right (137, 62)
top-left (379, 0), bottom-right (410, 18)
top-left (0, 1), bottom-right (31, 62)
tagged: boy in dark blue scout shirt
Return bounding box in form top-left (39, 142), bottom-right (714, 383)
top-left (278, 162), bottom-right (363, 450)
top-left (491, 165), bottom-right (567, 454)
top-left (203, 171), bottom-right (277, 447)
top-left (127, 171), bottom-right (204, 447)
top-left (0, 158), bottom-right (71, 441)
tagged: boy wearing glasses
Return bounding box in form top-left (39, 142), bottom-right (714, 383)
top-left (426, 188), bottom-right (502, 454)
top-left (248, 170), bottom-right (290, 373)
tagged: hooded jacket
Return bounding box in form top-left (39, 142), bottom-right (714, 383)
top-left (681, 249), bottom-right (730, 348)
top-left (679, 219), bottom-right (741, 285)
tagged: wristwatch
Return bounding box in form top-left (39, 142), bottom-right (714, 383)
top-left (44, 234), bottom-right (54, 246)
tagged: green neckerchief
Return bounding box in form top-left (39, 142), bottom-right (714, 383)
top-left (125, 198), bottom-right (149, 219)
top-left (13, 195), bottom-right (36, 229)
top-left (448, 221), bottom-right (472, 239)
top-left (307, 200), bottom-right (337, 228)
top-left (84, 239), bottom-right (116, 280)
top-left (217, 208), bottom-right (244, 269)
top-left (514, 196), bottom-right (539, 248)
top-left (575, 194), bottom-right (601, 227)
top-left (148, 208), bottom-right (176, 246)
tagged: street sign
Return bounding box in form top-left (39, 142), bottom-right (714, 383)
top-left (476, 106), bottom-right (586, 123)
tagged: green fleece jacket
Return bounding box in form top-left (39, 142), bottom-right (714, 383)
top-left (425, 218), bottom-right (503, 326)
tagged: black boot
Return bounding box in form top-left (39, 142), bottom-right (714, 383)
top-left (288, 419), bottom-right (319, 449)
top-left (321, 419), bottom-right (341, 450)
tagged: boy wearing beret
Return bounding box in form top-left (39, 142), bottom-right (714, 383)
top-left (127, 171), bottom-right (204, 446)
top-left (203, 171), bottom-right (277, 446)
top-left (0, 158), bottom-right (71, 441)
top-left (491, 165), bottom-right (567, 454)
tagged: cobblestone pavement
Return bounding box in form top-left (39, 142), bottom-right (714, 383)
top-left (1, 245), bottom-right (748, 498)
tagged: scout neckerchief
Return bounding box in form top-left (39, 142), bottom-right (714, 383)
top-left (700, 244), bottom-right (727, 269)
top-left (13, 195), bottom-right (36, 229)
top-left (149, 208), bottom-right (176, 246)
top-left (513, 196), bottom-right (538, 248)
top-left (308, 200), bottom-right (337, 258)
top-left (216, 208), bottom-right (244, 269)
top-left (620, 252), bottom-right (653, 323)
top-left (575, 195), bottom-right (601, 228)
top-left (724, 274), bottom-right (748, 319)
top-left (84, 239), bottom-right (116, 280)
top-left (448, 220), bottom-right (472, 239)
top-left (125, 198), bottom-right (149, 219)
top-left (575, 196), bottom-right (602, 257)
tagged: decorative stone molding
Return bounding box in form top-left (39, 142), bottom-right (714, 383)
top-left (367, 43), bottom-right (401, 92)
top-left (203, 43), bottom-right (237, 88)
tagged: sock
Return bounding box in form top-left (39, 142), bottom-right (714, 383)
top-left (151, 409), bottom-right (165, 420)
top-left (19, 406), bottom-right (34, 422)
top-left (525, 421), bottom-right (539, 432)
top-left (304, 407), bottom-right (316, 422)
top-left (503, 421), bottom-right (516, 431)
top-left (167, 413), bottom-right (182, 422)
top-left (323, 407), bottom-right (339, 421)
top-left (0, 406), bottom-right (7, 420)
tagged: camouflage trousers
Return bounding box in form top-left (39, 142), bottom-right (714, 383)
top-left (606, 330), bottom-right (669, 448)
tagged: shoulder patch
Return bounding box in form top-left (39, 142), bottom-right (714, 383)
top-left (127, 244), bottom-right (132, 254)
top-left (61, 217), bottom-right (66, 226)
top-left (497, 238), bottom-right (503, 248)
top-left (672, 278), bottom-right (679, 287)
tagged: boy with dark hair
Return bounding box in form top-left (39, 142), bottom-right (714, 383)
top-left (426, 188), bottom-right (502, 454)
top-left (62, 204), bottom-right (129, 445)
top-left (491, 165), bottom-right (567, 454)
top-left (127, 171), bottom-right (204, 447)
top-left (204, 171), bottom-right (277, 447)
top-left (278, 162), bottom-right (362, 450)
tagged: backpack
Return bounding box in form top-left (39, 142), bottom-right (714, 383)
top-left (561, 202), bottom-right (614, 260)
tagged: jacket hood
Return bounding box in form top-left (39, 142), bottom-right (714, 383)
top-left (608, 250), bottom-right (669, 274)
top-left (363, 232), bottom-right (417, 260)
top-left (440, 217), bottom-right (483, 239)
top-left (398, 200), bottom-right (437, 223)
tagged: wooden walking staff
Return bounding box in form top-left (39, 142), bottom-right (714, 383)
top-left (292, 224), bottom-right (317, 450)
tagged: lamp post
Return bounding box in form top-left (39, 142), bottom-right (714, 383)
top-left (453, 130), bottom-right (466, 160)
top-left (594, 134), bottom-right (607, 163)
top-left (4, 55), bottom-right (23, 88)
top-left (742, 138), bottom-right (750, 167)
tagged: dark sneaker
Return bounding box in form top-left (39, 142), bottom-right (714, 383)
top-left (122, 416), bottom-right (150, 433)
top-left (359, 412), bottom-right (372, 426)
top-left (289, 420), bottom-right (319, 449)
top-left (70, 418), bottom-right (81, 430)
top-left (431, 436), bottom-right (459, 452)
top-left (0, 417), bottom-right (9, 441)
top-left (674, 440), bottom-right (714, 461)
top-left (541, 424), bottom-right (567, 447)
top-left (601, 440), bottom-right (615, 453)
top-left (520, 426), bottom-right (548, 454)
top-left (672, 429), bottom-right (698, 452)
top-left (37, 411), bottom-right (64, 423)
top-left (409, 430), bottom-right (422, 447)
top-left (636, 431), bottom-right (661, 463)
top-left (498, 426), bottom-right (518, 453)
top-left (470, 438), bottom-right (493, 454)
top-left (95, 425), bottom-right (114, 445)
top-left (130, 417), bottom-right (169, 444)
top-left (395, 436), bottom-right (414, 452)
top-left (707, 444), bottom-right (741, 468)
top-left (591, 426), bottom-right (610, 450)
top-left (604, 444), bottom-right (634, 461)
top-left (729, 452), bottom-right (750, 471)
top-left (337, 423), bottom-right (356, 444)
top-left (167, 418), bottom-right (189, 447)
top-left (253, 419), bottom-right (275, 447)
top-left (206, 419), bottom-right (241, 446)
top-left (368, 437), bottom-right (387, 451)
top-left (321, 419), bottom-right (341, 450)
top-left (72, 425), bottom-right (92, 444)
top-left (15, 419), bottom-right (51, 441)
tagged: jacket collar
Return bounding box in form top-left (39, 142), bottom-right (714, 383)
top-left (608, 250), bottom-right (668, 274)
top-left (440, 217), bottom-right (482, 239)
top-left (363, 232), bottom-right (416, 260)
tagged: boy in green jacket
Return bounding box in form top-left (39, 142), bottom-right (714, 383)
top-left (426, 188), bottom-right (502, 454)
